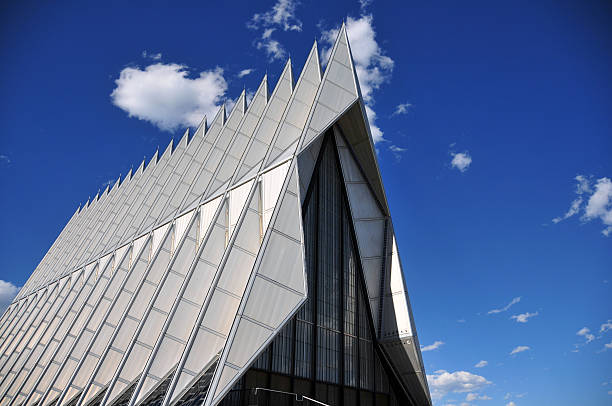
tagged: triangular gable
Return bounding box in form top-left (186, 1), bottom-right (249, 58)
top-left (204, 76), bottom-right (269, 199)
top-left (263, 42), bottom-right (322, 168)
top-left (232, 60), bottom-right (293, 185)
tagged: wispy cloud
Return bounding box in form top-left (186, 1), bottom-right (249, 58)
top-left (142, 50), bottom-right (162, 61)
top-left (488, 297), bottom-right (521, 314)
top-left (247, 0), bottom-right (301, 61)
top-left (474, 360), bottom-right (488, 368)
top-left (388, 144), bottom-right (407, 161)
top-left (511, 311), bottom-right (539, 323)
top-left (421, 340), bottom-right (445, 352)
top-left (111, 62), bottom-right (228, 132)
top-left (321, 15), bottom-right (393, 144)
top-left (427, 370), bottom-right (491, 400)
top-left (510, 345), bottom-right (531, 355)
top-left (0, 154), bottom-right (10, 165)
top-left (237, 68), bottom-right (255, 78)
top-left (466, 393), bottom-right (491, 401)
top-left (601, 320), bottom-right (612, 333)
top-left (552, 175), bottom-right (612, 236)
top-left (392, 102), bottom-right (412, 116)
top-left (450, 151), bottom-right (472, 173)
top-left (603, 340), bottom-right (612, 351)
top-left (0, 280), bottom-right (20, 313)
top-left (577, 327), bottom-right (595, 343)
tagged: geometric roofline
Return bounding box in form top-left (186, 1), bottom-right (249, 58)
top-left (0, 22), bottom-right (431, 406)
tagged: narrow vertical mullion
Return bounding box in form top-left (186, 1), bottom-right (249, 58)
top-left (310, 173), bottom-right (319, 397)
top-left (338, 164), bottom-right (345, 406)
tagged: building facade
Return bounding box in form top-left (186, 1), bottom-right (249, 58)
top-left (0, 25), bottom-right (431, 406)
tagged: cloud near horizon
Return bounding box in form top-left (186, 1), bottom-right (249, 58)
top-left (427, 369), bottom-right (491, 400)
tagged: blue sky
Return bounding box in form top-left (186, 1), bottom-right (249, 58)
top-left (1, 0), bottom-right (611, 404)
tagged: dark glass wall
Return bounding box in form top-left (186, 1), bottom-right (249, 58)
top-left (217, 132), bottom-right (407, 406)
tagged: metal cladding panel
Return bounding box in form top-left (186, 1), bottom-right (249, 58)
top-left (199, 197), bottom-right (222, 246)
top-left (264, 43), bottom-right (321, 167)
top-left (85, 226), bottom-right (173, 405)
top-left (228, 180), bottom-right (254, 236)
top-left (207, 164), bottom-right (306, 406)
top-left (128, 200), bottom-right (228, 405)
top-left (205, 79), bottom-right (268, 200)
top-left (157, 106), bottom-right (224, 225)
top-left (136, 133), bottom-right (190, 234)
top-left (261, 161), bottom-right (290, 231)
top-left (169, 330), bottom-right (224, 403)
top-left (60, 238), bottom-right (149, 403)
top-left (180, 93), bottom-right (246, 213)
top-left (31, 260), bottom-right (113, 405)
top-left (300, 25), bottom-right (358, 150)
top-left (296, 135), bottom-right (324, 204)
top-left (174, 210), bottom-right (194, 252)
top-left (225, 318), bottom-right (272, 372)
top-left (106, 214), bottom-right (200, 404)
top-left (152, 223), bottom-right (171, 256)
top-left (233, 61), bottom-right (293, 184)
top-left (243, 276), bottom-right (303, 328)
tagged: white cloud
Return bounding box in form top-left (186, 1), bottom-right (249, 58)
top-left (601, 320), bottom-right (612, 334)
top-left (389, 145), bottom-right (407, 153)
top-left (392, 102), bottom-right (412, 116)
top-left (237, 68), bottom-right (255, 78)
top-left (256, 38), bottom-right (286, 61)
top-left (421, 340), bottom-right (444, 352)
top-left (427, 370), bottom-right (491, 400)
top-left (466, 393), bottom-right (491, 401)
top-left (111, 63), bottom-right (227, 132)
top-left (603, 340), bottom-right (612, 351)
top-left (321, 15), bottom-right (393, 144)
top-left (0, 154), bottom-right (10, 165)
top-left (510, 345), bottom-right (530, 355)
top-left (248, 0), bottom-right (302, 32)
top-left (553, 175), bottom-right (612, 236)
top-left (583, 177), bottom-right (612, 236)
top-left (474, 360), bottom-right (488, 368)
top-left (506, 402), bottom-right (516, 406)
top-left (552, 197), bottom-right (582, 223)
top-left (364, 105), bottom-right (384, 144)
top-left (142, 50), bottom-right (162, 61)
top-left (450, 151), bottom-right (472, 172)
top-left (0, 280), bottom-right (20, 313)
top-left (248, 0), bottom-right (301, 62)
top-left (510, 311), bottom-right (539, 323)
top-left (577, 327), bottom-right (595, 343)
top-left (488, 297), bottom-right (521, 314)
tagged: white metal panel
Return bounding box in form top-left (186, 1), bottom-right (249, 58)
top-left (173, 210), bottom-right (194, 253)
top-left (229, 180), bottom-right (254, 237)
top-left (243, 276), bottom-right (303, 328)
top-left (152, 223), bottom-right (171, 258)
top-left (199, 196), bottom-right (222, 246)
top-left (264, 43), bottom-right (321, 167)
